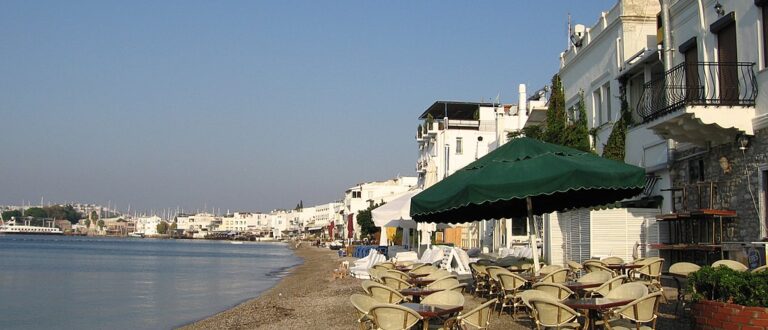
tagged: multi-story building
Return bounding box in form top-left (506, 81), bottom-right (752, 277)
top-left (343, 177), bottom-right (417, 239)
top-left (136, 215), bottom-right (163, 236)
top-left (220, 212), bottom-right (269, 234)
top-left (616, 0), bottom-right (767, 265)
top-left (176, 213), bottom-right (218, 237)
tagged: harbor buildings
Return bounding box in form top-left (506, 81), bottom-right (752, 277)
top-left (343, 177), bottom-right (417, 240)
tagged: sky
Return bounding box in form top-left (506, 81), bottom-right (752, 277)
top-left (0, 0), bottom-right (615, 214)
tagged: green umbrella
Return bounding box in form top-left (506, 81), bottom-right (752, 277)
top-left (410, 137), bottom-right (646, 272)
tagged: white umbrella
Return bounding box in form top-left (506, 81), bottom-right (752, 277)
top-left (372, 189), bottom-right (422, 229)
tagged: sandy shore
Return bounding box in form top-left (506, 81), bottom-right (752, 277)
top-left (182, 244), bottom-right (691, 329)
top-left (180, 242), bottom-right (360, 330)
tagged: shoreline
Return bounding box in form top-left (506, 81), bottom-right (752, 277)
top-left (179, 242), bottom-right (359, 330)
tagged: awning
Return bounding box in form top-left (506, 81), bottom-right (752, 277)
top-left (306, 226), bottom-right (323, 231)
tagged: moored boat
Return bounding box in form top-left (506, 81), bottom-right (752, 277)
top-left (0, 218), bottom-right (63, 235)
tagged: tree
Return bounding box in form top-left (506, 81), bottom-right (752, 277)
top-left (85, 219), bottom-right (91, 228)
top-left (24, 207), bottom-right (47, 219)
top-left (563, 92), bottom-right (591, 152)
top-left (45, 205), bottom-right (81, 223)
top-left (544, 74), bottom-right (567, 145)
top-left (156, 221), bottom-right (169, 235)
top-left (97, 219), bottom-right (105, 230)
top-left (603, 81), bottom-right (632, 161)
top-left (356, 203), bottom-right (383, 237)
top-left (90, 210), bottom-right (99, 221)
top-left (1, 210), bottom-right (22, 220)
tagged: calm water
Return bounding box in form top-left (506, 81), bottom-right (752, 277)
top-left (0, 235), bottom-right (301, 330)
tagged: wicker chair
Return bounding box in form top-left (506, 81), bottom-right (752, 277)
top-left (381, 275), bottom-right (412, 290)
top-left (752, 265), bottom-right (768, 273)
top-left (604, 292), bottom-right (663, 330)
top-left (369, 304), bottom-right (422, 330)
top-left (584, 262), bottom-right (617, 277)
top-left (367, 283), bottom-right (407, 304)
top-left (538, 264), bottom-right (563, 275)
top-left (511, 289), bottom-right (556, 321)
top-left (469, 263), bottom-right (490, 297)
top-left (629, 259), bottom-right (664, 299)
top-left (585, 275), bottom-right (627, 298)
top-left (566, 260), bottom-right (583, 280)
top-left (602, 256), bottom-right (624, 265)
top-left (532, 282), bottom-right (575, 301)
top-left (426, 277), bottom-right (460, 291)
top-left (712, 259), bottom-right (748, 271)
top-left (411, 264), bottom-right (438, 275)
top-left (385, 270), bottom-right (412, 281)
top-left (350, 293), bottom-right (379, 330)
top-left (529, 296), bottom-right (582, 330)
top-left (669, 262), bottom-right (701, 313)
top-left (577, 270), bottom-right (613, 284)
top-left (450, 298), bottom-right (497, 330)
top-left (536, 268), bottom-right (570, 284)
top-left (497, 272), bottom-right (528, 316)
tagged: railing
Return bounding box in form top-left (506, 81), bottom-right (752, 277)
top-left (637, 62), bottom-right (757, 122)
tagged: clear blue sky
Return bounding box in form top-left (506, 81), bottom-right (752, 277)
top-left (1, 0), bottom-right (614, 214)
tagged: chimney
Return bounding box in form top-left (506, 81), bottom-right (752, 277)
top-left (518, 84), bottom-right (528, 131)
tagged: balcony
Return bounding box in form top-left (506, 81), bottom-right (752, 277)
top-left (636, 62), bottom-right (757, 145)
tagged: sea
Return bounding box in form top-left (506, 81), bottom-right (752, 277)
top-left (0, 235), bottom-right (301, 330)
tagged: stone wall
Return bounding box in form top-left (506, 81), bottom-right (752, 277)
top-left (668, 127), bottom-right (768, 243)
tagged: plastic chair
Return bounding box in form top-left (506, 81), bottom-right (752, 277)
top-left (604, 292), bottom-right (663, 330)
top-left (367, 283), bottom-right (407, 304)
top-left (450, 298), bottom-right (497, 330)
top-left (497, 272), bottom-right (528, 316)
top-left (369, 304), bottom-right (423, 330)
top-left (577, 270), bottom-right (613, 284)
top-left (529, 296), bottom-right (582, 329)
top-left (532, 282), bottom-right (575, 301)
top-left (381, 275), bottom-right (412, 290)
top-left (585, 275), bottom-right (627, 298)
top-left (712, 259), bottom-right (748, 271)
top-left (537, 268), bottom-right (569, 284)
top-left (350, 293), bottom-right (379, 330)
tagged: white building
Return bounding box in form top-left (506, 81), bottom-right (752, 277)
top-left (176, 212), bottom-right (219, 237)
top-left (343, 177), bottom-right (417, 239)
top-left (220, 212), bottom-right (269, 234)
top-left (415, 99), bottom-right (532, 252)
top-left (136, 215), bottom-right (163, 236)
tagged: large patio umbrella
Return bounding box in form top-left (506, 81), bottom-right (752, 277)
top-left (410, 137), bottom-right (646, 273)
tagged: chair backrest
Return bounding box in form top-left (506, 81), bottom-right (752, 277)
top-left (529, 297), bottom-right (581, 328)
top-left (457, 298), bottom-right (497, 329)
top-left (583, 259), bottom-right (607, 268)
top-left (537, 268), bottom-right (569, 283)
top-left (635, 256), bottom-right (660, 265)
top-left (368, 283), bottom-right (406, 304)
top-left (583, 262), bottom-right (616, 276)
top-left (381, 275), bottom-right (412, 290)
top-left (379, 262), bottom-right (396, 269)
top-left (386, 270), bottom-right (411, 281)
top-left (470, 263), bottom-right (487, 278)
top-left (590, 275), bottom-right (627, 298)
top-left (614, 292), bottom-right (663, 325)
top-left (602, 256), bottom-right (624, 265)
top-left (426, 277), bottom-right (460, 290)
top-left (539, 264), bottom-right (563, 275)
top-left (350, 293), bottom-right (379, 317)
top-left (411, 264), bottom-right (438, 275)
top-left (532, 282), bottom-right (574, 301)
top-left (669, 262), bottom-right (701, 276)
top-left (369, 304), bottom-right (423, 330)
top-left (497, 273), bottom-right (527, 294)
top-left (517, 290), bottom-right (557, 309)
top-left (606, 282), bottom-right (649, 300)
top-left (566, 260), bottom-right (583, 271)
top-left (368, 269), bottom-right (385, 283)
top-left (446, 283), bottom-right (468, 293)
top-left (485, 266), bottom-right (511, 281)
top-left (362, 280), bottom-right (380, 294)
top-left (712, 259), bottom-right (748, 272)
top-left (372, 264), bottom-right (390, 271)
top-left (424, 270), bottom-right (453, 280)
top-left (421, 290), bottom-right (465, 308)
top-left (637, 259), bottom-right (664, 278)
top-left (752, 265), bottom-right (768, 273)
top-left (577, 270), bottom-right (612, 284)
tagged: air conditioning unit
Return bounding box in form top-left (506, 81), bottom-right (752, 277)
top-left (571, 24), bottom-right (586, 47)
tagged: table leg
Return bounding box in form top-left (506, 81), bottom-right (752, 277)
top-left (422, 317), bottom-right (430, 330)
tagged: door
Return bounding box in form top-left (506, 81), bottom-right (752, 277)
top-left (717, 23), bottom-right (738, 104)
top-left (684, 45), bottom-right (702, 102)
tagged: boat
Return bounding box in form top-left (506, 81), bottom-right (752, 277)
top-left (0, 218), bottom-right (63, 235)
top-left (128, 232), bottom-right (145, 238)
top-left (230, 241), bottom-right (244, 245)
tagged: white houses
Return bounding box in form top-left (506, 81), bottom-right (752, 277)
top-left (176, 213), bottom-right (219, 236)
top-left (220, 212), bottom-right (269, 234)
top-left (343, 177), bottom-right (417, 239)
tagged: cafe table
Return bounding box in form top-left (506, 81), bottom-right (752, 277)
top-left (408, 273), bottom-right (430, 278)
top-left (399, 287), bottom-right (441, 303)
top-left (408, 277), bottom-right (436, 287)
top-left (605, 263), bottom-right (642, 275)
top-left (563, 281), bottom-right (602, 297)
top-left (562, 297), bottom-right (632, 330)
top-left (400, 303), bottom-right (463, 330)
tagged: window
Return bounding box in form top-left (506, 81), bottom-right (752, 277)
top-left (456, 137), bottom-right (463, 155)
top-left (352, 191), bottom-right (361, 198)
top-left (511, 218), bottom-right (527, 236)
top-left (592, 89), bottom-right (602, 126)
top-left (604, 83), bottom-right (612, 122)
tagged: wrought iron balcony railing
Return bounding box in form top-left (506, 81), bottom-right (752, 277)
top-left (637, 62), bottom-right (757, 122)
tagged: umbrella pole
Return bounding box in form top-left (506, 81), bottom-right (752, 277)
top-left (527, 197), bottom-right (541, 274)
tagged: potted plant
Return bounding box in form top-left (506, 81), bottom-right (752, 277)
top-left (688, 266), bottom-right (768, 329)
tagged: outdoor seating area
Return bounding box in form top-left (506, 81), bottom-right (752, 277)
top-left (349, 253), bottom-right (684, 329)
